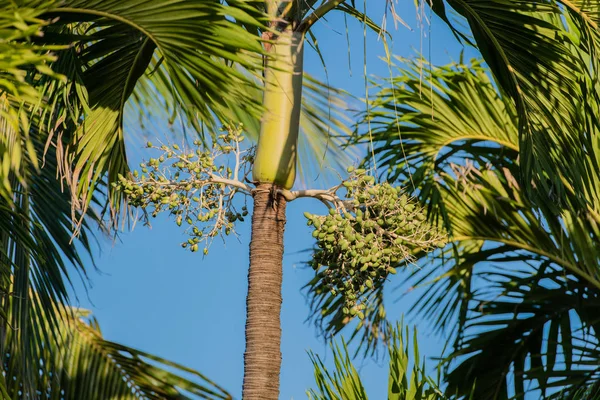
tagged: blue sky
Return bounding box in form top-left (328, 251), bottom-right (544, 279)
top-left (71, 2), bottom-right (482, 399)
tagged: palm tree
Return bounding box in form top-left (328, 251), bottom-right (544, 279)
top-left (6, 0), bottom-right (600, 398)
top-left (2, 1), bottom-right (358, 398)
top-left (306, 54), bottom-right (600, 398)
top-left (206, 1), bottom-right (600, 398)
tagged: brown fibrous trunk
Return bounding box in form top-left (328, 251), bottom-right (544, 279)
top-left (242, 184), bottom-right (287, 400)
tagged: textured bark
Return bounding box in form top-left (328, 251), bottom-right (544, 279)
top-left (242, 184), bottom-right (287, 400)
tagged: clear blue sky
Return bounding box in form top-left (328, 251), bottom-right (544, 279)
top-left (71, 3), bottom-right (481, 399)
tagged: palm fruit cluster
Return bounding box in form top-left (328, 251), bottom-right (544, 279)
top-left (115, 125), bottom-right (252, 255)
top-left (305, 168), bottom-right (446, 319)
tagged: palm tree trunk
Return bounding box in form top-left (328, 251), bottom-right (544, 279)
top-left (243, 20), bottom-right (303, 399)
top-left (242, 184), bottom-right (287, 400)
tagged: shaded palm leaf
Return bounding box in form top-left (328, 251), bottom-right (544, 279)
top-left (428, 0), bottom-right (600, 217)
top-left (428, 169), bottom-right (600, 399)
top-left (0, 130), bottom-right (102, 396)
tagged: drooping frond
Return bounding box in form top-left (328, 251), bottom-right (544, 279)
top-left (373, 59), bottom-right (600, 398)
top-left (0, 130), bottom-right (106, 396)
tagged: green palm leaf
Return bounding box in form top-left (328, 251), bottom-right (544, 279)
top-left (0, 131), bottom-right (103, 396)
top-left (428, 0), bottom-right (600, 217)
top-left (370, 60), bottom-right (600, 398)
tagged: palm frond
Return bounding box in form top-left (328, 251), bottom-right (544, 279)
top-left (0, 130), bottom-right (103, 396)
top-left (370, 59), bottom-right (600, 398)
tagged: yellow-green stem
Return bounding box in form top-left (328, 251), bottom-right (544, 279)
top-left (252, 27), bottom-right (304, 190)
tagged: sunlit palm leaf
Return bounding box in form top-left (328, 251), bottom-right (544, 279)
top-left (0, 2), bottom-right (65, 201)
top-left (134, 66), bottom-right (355, 187)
